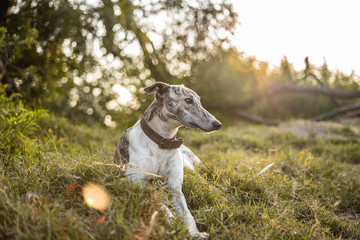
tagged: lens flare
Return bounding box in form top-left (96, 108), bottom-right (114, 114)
top-left (82, 182), bottom-right (110, 211)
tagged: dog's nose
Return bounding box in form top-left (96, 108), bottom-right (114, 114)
top-left (212, 120), bottom-right (222, 130)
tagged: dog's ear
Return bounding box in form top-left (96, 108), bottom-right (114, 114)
top-left (144, 82), bottom-right (170, 101)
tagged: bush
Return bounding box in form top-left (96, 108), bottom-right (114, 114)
top-left (0, 84), bottom-right (48, 168)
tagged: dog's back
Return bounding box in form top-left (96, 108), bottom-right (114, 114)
top-left (114, 127), bottom-right (131, 165)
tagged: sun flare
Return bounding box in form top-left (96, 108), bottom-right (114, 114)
top-left (82, 182), bottom-right (110, 211)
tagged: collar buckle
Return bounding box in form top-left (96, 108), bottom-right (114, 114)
top-left (159, 137), bottom-right (183, 149)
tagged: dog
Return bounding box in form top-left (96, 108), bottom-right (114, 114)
top-left (114, 82), bottom-right (222, 239)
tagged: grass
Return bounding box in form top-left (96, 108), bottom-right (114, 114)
top-left (1, 105), bottom-right (360, 239)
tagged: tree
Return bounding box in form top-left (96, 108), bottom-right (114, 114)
top-left (1, 0), bottom-right (238, 125)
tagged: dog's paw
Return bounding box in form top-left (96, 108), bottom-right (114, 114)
top-left (197, 232), bottom-right (209, 239)
top-left (160, 205), bottom-right (175, 226)
top-left (189, 231), bottom-right (209, 239)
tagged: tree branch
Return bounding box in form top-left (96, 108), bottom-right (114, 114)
top-left (311, 102), bottom-right (360, 121)
top-left (118, 0), bottom-right (173, 83)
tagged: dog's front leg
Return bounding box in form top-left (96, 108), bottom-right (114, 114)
top-left (167, 179), bottom-right (209, 239)
top-left (125, 165), bottom-right (148, 188)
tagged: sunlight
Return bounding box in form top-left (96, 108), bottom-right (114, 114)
top-left (112, 84), bottom-right (132, 104)
top-left (82, 182), bottom-right (110, 211)
top-left (231, 0), bottom-right (360, 74)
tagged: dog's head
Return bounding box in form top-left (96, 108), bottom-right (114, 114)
top-left (144, 82), bottom-right (222, 132)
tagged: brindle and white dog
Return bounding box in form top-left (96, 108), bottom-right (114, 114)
top-left (114, 82), bottom-right (222, 239)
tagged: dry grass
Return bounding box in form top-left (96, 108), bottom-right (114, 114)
top-left (1, 106), bottom-right (360, 239)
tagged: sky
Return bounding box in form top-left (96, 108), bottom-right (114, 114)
top-left (230, 0), bottom-right (360, 75)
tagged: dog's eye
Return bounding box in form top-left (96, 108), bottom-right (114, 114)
top-left (185, 98), bottom-right (193, 104)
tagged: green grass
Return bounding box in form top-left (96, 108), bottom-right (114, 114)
top-left (1, 105), bottom-right (360, 239)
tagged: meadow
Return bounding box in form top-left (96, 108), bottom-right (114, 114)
top-left (1, 91), bottom-right (360, 240)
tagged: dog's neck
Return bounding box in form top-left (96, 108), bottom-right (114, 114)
top-left (144, 100), bottom-right (181, 138)
top-left (148, 115), bottom-right (180, 138)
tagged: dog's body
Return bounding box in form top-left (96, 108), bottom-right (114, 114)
top-left (114, 82), bottom-right (221, 239)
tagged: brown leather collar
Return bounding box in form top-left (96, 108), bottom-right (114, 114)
top-left (140, 118), bottom-right (183, 149)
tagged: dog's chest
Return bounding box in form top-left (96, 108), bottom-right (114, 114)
top-left (128, 121), bottom-right (182, 175)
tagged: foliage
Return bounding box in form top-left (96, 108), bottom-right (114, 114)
top-left (0, 84), bottom-right (47, 169)
top-left (0, 0), bottom-right (238, 126)
top-left (0, 0), bottom-right (116, 123)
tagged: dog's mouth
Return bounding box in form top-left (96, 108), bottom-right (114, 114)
top-left (187, 122), bottom-right (212, 132)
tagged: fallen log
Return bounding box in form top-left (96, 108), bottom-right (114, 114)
top-left (312, 102), bottom-right (360, 121)
top-left (333, 110), bottom-right (360, 121)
